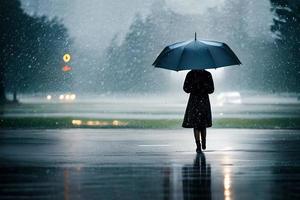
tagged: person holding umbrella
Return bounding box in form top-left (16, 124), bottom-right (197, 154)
top-left (153, 33), bottom-right (241, 153)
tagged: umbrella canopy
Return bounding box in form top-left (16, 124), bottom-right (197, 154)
top-left (153, 33), bottom-right (241, 71)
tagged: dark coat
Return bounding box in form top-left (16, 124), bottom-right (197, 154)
top-left (182, 70), bottom-right (214, 128)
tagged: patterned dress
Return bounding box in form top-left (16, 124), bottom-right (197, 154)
top-left (182, 70), bottom-right (214, 128)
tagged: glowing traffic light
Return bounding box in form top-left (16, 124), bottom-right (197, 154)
top-left (63, 65), bottom-right (72, 72)
top-left (62, 53), bottom-right (72, 72)
top-left (63, 54), bottom-right (71, 63)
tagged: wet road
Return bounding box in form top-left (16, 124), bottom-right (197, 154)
top-left (1, 128), bottom-right (300, 199)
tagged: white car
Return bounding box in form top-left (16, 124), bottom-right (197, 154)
top-left (217, 92), bottom-right (242, 106)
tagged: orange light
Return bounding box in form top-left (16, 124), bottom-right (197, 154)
top-left (62, 65), bottom-right (72, 72)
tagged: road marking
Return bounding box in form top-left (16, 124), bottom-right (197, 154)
top-left (138, 144), bottom-right (170, 147)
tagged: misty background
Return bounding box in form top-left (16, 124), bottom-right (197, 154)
top-left (3, 0), bottom-right (298, 99)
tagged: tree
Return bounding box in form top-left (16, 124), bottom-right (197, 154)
top-left (101, 13), bottom-right (171, 93)
top-left (0, 0), bottom-right (24, 103)
top-left (0, 0), bottom-right (72, 104)
top-left (205, 0), bottom-right (279, 92)
top-left (270, 0), bottom-right (300, 92)
top-left (208, 0), bottom-right (253, 91)
top-left (100, 0), bottom-right (280, 93)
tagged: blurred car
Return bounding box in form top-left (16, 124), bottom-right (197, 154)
top-left (217, 92), bottom-right (242, 106)
top-left (59, 93), bottom-right (76, 101)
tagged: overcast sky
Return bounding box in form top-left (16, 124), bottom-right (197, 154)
top-left (21, 0), bottom-right (271, 51)
top-left (20, 0), bottom-right (272, 85)
top-left (20, 0), bottom-right (231, 51)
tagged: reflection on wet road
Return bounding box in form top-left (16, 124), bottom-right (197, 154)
top-left (182, 154), bottom-right (211, 200)
top-left (0, 129), bottom-right (300, 199)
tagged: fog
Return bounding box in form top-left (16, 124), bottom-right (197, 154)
top-left (21, 0), bottom-right (232, 52)
top-left (19, 0), bottom-right (279, 96)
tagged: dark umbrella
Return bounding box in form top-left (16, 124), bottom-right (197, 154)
top-left (153, 33), bottom-right (241, 71)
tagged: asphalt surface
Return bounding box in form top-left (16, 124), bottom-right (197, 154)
top-left (1, 128), bottom-right (300, 199)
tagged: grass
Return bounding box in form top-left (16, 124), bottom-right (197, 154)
top-left (0, 117), bottom-right (300, 129)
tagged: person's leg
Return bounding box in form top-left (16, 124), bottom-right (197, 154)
top-left (200, 128), bottom-right (207, 150)
top-left (193, 128), bottom-right (200, 141)
top-left (194, 128), bottom-right (201, 152)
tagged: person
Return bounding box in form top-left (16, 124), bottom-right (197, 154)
top-left (182, 70), bottom-right (214, 153)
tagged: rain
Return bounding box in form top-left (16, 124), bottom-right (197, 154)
top-left (19, 0), bottom-right (273, 93)
top-left (1, 0), bottom-right (300, 199)
top-left (4, 0), bottom-right (296, 122)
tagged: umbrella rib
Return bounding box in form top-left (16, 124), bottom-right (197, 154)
top-left (197, 41), bottom-right (216, 68)
top-left (220, 44), bottom-right (242, 65)
top-left (153, 47), bottom-right (170, 65)
top-left (206, 46), bottom-right (217, 68)
top-left (155, 46), bottom-right (184, 68)
top-left (176, 46), bottom-right (185, 71)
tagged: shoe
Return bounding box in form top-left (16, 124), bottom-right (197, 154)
top-left (202, 139), bottom-right (206, 150)
top-left (196, 140), bottom-right (202, 153)
top-left (196, 147), bottom-right (202, 153)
